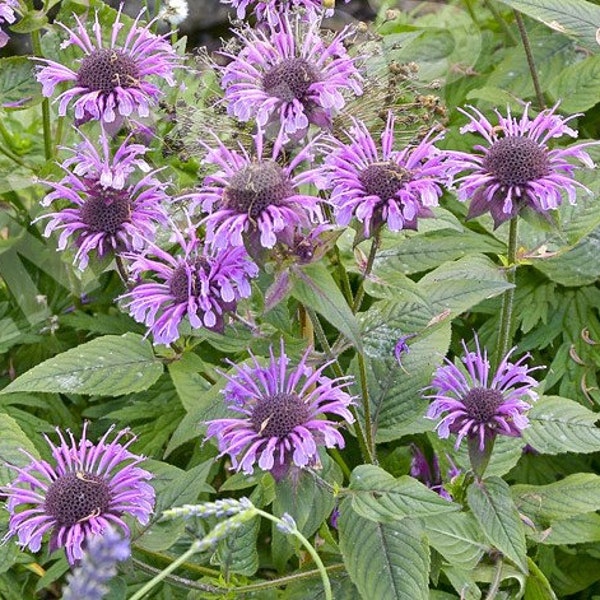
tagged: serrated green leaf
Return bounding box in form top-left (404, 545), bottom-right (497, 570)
top-left (214, 515), bottom-right (259, 576)
top-left (338, 501), bottom-right (430, 600)
top-left (523, 395), bottom-right (600, 455)
top-left (530, 512), bottom-right (600, 545)
top-left (497, 0), bottom-right (600, 51)
top-left (467, 477), bottom-right (528, 573)
top-left (1, 333), bottom-right (163, 396)
top-left (168, 352), bottom-right (212, 411)
top-left (549, 54), bottom-right (600, 113)
top-left (0, 413), bottom-right (40, 487)
top-left (552, 549), bottom-right (600, 595)
top-left (441, 566), bottom-right (482, 600)
top-left (525, 557), bottom-right (558, 600)
top-left (290, 262), bottom-right (362, 352)
top-left (0, 57), bottom-right (42, 110)
top-left (10, 10), bottom-right (47, 33)
top-left (348, 465), bottom-right (459, 523)
top-left (512, 473), bottom-right (600, 523)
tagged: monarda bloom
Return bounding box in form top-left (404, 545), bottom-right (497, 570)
top-left (120, 226), bottom-right (258, 345)
top-left (425, 335), bottom-right (540, 451)
top-left (320, 112), bottom-right (452, 237)
top-left (35, 7), bottom-right (179, 123)
top-left (221, 0), bottom-right (350, 20)
top-left (0, 0), bottom-right (18, 48)
top-left (206, 340), bottom-right (355, 478)
top-left (193, 129), bottom-right (323, 251)
top-left (37, 128), bottom-right (168, 270)
top-left (2, 424), bottom-right (154, 565)
top-left (451, 103), bottom-right (597, 227)
top-left (221, 12), bottom-right (362, 139)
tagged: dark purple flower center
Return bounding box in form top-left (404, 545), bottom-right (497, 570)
top-left (461, 387), bottom-right (504, 423)
top-left (77, 49), bottom-right (141, 93)
top-left (262, 58), bottom-right (320, 103)
top-left (250, 392), bottom-right (311, 438)
top-left (169, 258), bottom-right (211, 303)
top-left (483, 136), bottom-right (550, 186)
top-left (81, 186), bottom-right (131, 235)
top-left (225, 161), bottom-right (294, 218)
top-left (45, 471), bottom-right (111, 526)
top-left (359, 162), bottom-right (412, 200)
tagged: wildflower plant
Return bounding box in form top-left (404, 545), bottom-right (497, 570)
top-left (3, 0), bottom-right (600, 598)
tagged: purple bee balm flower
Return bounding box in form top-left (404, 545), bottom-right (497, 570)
top-left (0, 0), bottom-right (18, 48)
top-left (119, 225), bottom-right (259, 345)
top-left (206, 340), bottom-right (355, 478)
top-left (450, 103), bottom-right (598, 228)
top-left (410, 444), bottom-right (460, 501)
top-left (35, 7), bottom-right (180, 124)
top-left (221, 0), bottom-right (350, 20)
top-left (192, 128), bottom-right (324, 251)
top-left (320, 112), bottom-right (454, 237)
top-left (221, 12), bottom-right (362, 139)
top-left (36, 128), bottom-right (168, 270)
top-left (2, 424), bottom-right (155, 565)
top-left (425, 335), bottom-right (541, 451)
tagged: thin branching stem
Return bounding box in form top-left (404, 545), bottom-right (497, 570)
top-left (496, 217), bottom-right (518, 366)
top-left (513, 10), bottom-right (546, 110)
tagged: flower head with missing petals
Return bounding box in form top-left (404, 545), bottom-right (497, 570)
top-left (425, 335), bottom-right (541, 451)
top-left (35, 7), bottom-right (180, 124)
top-left (36, 127), bottom-right (168, 270)
top-left (191, 128), bottom-right (323, 252)
top-left (119, 223), bottom-right (258, 345)
top-left (319, 112), bottom-right (454, 237)
top-left (206, 340), bottom-right (355, 479)
top-left (0, 0), bottom-right (18, 48)
top-left (220, 0), bottom-right (350, 21)
top-left (221, 12), bottom-right (362, 139)
top-left (2, 424), bottom-right (154, 565)
top-left (450, 103), bottom-right (597, 228)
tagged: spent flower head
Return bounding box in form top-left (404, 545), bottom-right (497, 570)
top-left (221, 12), bottom-right (362, 140)
top-left (206, 340), bottom-right (355, 479)
top-left (158, 0), bottom-right (189, 26)
top-left (2, 424), bottom-right (154, 565)
top-left (450, 102), bottom-right (597, 227)
top-left (35, 7), bottom-right (180, 124)
top-left (36, 128), bottom-right (168, 270)
top-left (320, 112), bottom-right (454, 237)
top-left (0, 0), bottom-right (18, 48)
top-left (425, 335), bottom-right (541, 451)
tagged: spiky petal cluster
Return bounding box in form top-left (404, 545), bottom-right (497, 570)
top-left (62, 527), bottom-right (130, 600)
top-left (450, 103), bottom-right (597, 227)
top-left (206, 340), bottom-right (355, 478)
top-left (36, 128), bottom-right (168, 270)
top-left (320, 112), bottom-right (453, 236)
top-left (35, 7), bottom-right (180, 123)
top-left (425, 335), bottom-right (540, 450)
top-left (120, 225), bottom-right (258, 345)
top-left (0, 0), bottom-right (18, 48)
top-left (2, 424), bottom-right (154, 565)
top-left (192, 128), bottom-right (323, 250)
top-left (221, 0), bottom-right (350, 21)
top-left (221, 12), bottom-right (362, 139)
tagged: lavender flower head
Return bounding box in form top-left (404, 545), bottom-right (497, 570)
top-left (192, 128), bottom-right (324, 251)
top-left (425, 335), bottom-right (540, 451)
top-left (221, 0), bottom-right (350, 21)
top-left (63, 527), bottom-right (130, 600)
top-left (410, 445), bottom-right (460, 501)
top-left (2, 424), bottom-right (155, 565)
top-left (320, 112), bottom-right (453, 237)
top-left (450, 103), bottom-right (597, 227)
top-left (221, 12), bottom-right (362, 139)
top-left (36, 128), bottom-right (168, 270)
top-left (0, 0), bottom-right (18, 48)
top-left (35, 7), bottom-right (180, 123)
top-left (206, 340), bottom-right (355, 478)
top-left (120, 224), bottom-right (258, 345)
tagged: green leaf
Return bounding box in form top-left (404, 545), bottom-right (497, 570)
top-left (523, 395), bottom-right (600, 455)
top-left (1, 333), bottom-right (163, 396)
top-left (548, 54), bottom-right (600, 112)
top-left (512, 473), bottom-right (600, 523)
top-left (467, 477), bottom-right (528, 573)
top-left (214, 516), bottom-right (259, 576)
top-left (348, 465), bottom-right (460, 523)
top-left (552, 549), bottom-right (600, 595)
top-left (496, 0), bottom-right (600, 51)
top-left (338, 501), bottom-right (430, 600)
top-left (529, 512), bottom-right (600, 545)
top-left (0, 57), bottom-right (42, 111)
top-left (290, 262), bottom-right (362, 352)
top-left (0, 412), bottom-right (40, 487)
top-left (168, 352), bottom-right (212, 411)
top-left (9, 10), bottom-right (48, 33)
top-left (525, 557), bottom-right (558, 600)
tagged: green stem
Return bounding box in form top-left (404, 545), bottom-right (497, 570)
top-left (30, 29), bottom-right (53, 161)
top-left (352, 234), bottom-right (380, 314)
top-left (255, 508), bottom-right (332, 600)
top-left (331, 244), bottom-right (354, 306)
top-left (328, 447), bottom-right (351, 480)
top-left (130, 558), bottom-right (221, 593)
top-left (357, 351), bottom-right (375, 463)
top-left (0, 141), bottom-right (28, 168)
top-left (513, 10), bottom-right (545, 109)
top-left (482, 0), bottom-right (518, 44)
top-left (484, 558), bottom-right (504, 600)
top-left (468, 435), bottom-right (495, 481)
top-left (496, 218), bottom-right (518, 364)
